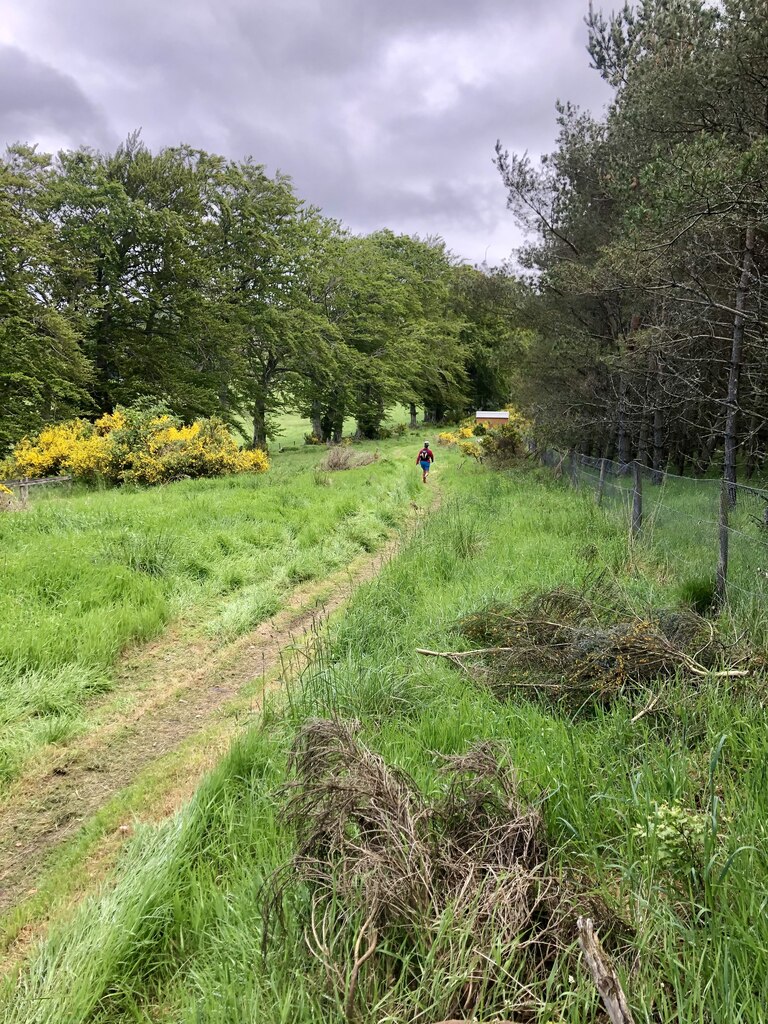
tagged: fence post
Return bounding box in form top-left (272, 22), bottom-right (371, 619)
top-left (631, 461), bottom-right (643, 539)
top-left (569, 448), bottom-right (578, 488)
top-left (596, 457), bottom-right (608, 506)
top-left (20, 477), bottom-right (29, 504)
top-left (716, 478), bottom-right (729, 606)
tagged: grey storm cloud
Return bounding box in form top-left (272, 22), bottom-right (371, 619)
top-left (0, 45), bottom-right (111, 149)
top-left (1, 0), bottom-right (612, 263)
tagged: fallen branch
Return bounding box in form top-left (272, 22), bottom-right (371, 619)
top-left (416, 646), bottom-right (749, 682)
top-left (577, 916), bottom-right (635, 1024)
top-left (630, 692), bottom-right (662, 724)
top-left (344, 910), bottom-right (378, 1023)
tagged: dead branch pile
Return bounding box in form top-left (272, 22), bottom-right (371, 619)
top-left (319, 447), bottom-right (379, 472)
top-left (264, 718), bottom-right (614, 1021)
top-left (419, 589), bottom-right (742, 706)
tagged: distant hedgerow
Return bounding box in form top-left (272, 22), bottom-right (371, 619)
top-left (3, 405), bottom-right (269, 486)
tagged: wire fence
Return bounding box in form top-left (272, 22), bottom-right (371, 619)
top-left (539, 449), bottom-right (768, 609)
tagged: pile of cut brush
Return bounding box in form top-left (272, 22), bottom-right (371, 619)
top-left (263, 718), bottom-right (623, 1022)
top-left (418, 588), bottom-right (748, 709)
top-left (319, 447), bottom-right (379, 472)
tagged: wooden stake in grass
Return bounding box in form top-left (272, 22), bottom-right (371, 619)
top-left (596, 457), bottom-right (608, 506)
top-left (631, 460), bottom-right (642, 540)
top-left (577, 916), bottom-right (635, 1024)
top-left (716, 476), bottom-right (729, 607)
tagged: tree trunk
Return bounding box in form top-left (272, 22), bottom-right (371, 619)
top-left (617, 314), bottom-right (641, 474)
top-left (636, 412), bottom-right (650, 468)
top-left (321, 405), bottom-right (344, 444)
top-left (409, 401), bottom-right (418, 429)
top-left (252, 397), bottom-right (267, 449)
top-left (616, 377), bottom-right (631, 473)
top-left (311, 398), bottom-right (323, 441)
top-left (724, 221), bottom-right (756, 507)
top-left (651, 356), bottom-right (665, 484)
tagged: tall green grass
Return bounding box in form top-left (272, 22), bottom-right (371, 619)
top-left (0, 441), bottom-right (424, 787)
top-left (581, 465), bottom-right (768, 640)
top-left (5, 463), bottom-right (766, 1022)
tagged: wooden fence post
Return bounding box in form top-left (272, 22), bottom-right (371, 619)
top-left (631, 461), bottom-right (643, 539)
top-left (569, 448), bottom-right (578, 488)
top-left (596, 457), bottom-right (608, 506)
top-left (716, 477), bottom-right (729, 606)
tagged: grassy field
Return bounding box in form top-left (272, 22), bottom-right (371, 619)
top-left (243, 404), bottom-right (414, 450)
top-left (0, 436), bottom-right (428, 789)
top-left (4, 456), bottom-right (766, 1023)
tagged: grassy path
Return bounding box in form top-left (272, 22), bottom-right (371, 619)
top-left (0, 506), bottom-right (436, 944)
top-left (0, 443), bottom-right (442, 963)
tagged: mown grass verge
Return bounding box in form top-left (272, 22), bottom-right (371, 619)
top-left (0, 440), bottom-right (425, 789)
top-left (3, 463), bottom-right (766, 1022)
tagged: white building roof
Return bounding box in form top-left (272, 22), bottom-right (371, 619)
top-left (475, 410), bottom-right (509, 419)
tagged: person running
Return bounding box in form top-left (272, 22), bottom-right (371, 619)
top-left (417, 441), bottom-right (434, 484)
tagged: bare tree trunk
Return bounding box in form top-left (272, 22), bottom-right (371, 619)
top-left (616, 376), bottom-right (631, 471)
top-left (651, 355), bottom-right (665, 484)
top-left (252, 397), bottom-right (267, 449)
top-left (409, 401), bottom-right (418, 429)
top-left (311, 398), bottom-right (323, 441)
top-left (724, 221), bottom-right (756, 507)
top-left (636, 412), bottom-right (650, 468)
top-left (617, 313), bottom-right (642, 473)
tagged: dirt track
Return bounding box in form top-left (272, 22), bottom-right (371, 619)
top-left (0, 527), bottom-right (411, 921)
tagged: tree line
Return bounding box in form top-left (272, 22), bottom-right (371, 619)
top-left (1, 132), bottom-right (525, 456)
top-left (497, 0), bottom-right (768, 498)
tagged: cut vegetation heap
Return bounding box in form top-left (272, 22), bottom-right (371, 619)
top-left (318, 447), bottom-right (379, 472)
top-left (419, 587), bottom-right (749, 709)
top-left (264, 718), bottom-right (614, 1023)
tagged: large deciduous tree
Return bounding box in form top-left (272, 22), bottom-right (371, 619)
top-left (0, 146), bottom-right (90, 453)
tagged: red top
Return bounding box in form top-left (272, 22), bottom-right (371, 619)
top-left (417, 447), bottom-right (434, 463)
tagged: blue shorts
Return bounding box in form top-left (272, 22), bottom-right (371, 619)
top-left (420, 460), bottom-right (431, 471)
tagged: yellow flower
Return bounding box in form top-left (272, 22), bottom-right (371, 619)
top-left (8, 409), bottom-right (269, 487)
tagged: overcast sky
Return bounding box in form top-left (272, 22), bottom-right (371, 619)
top-left (0, 0), bottom-right (611, 264)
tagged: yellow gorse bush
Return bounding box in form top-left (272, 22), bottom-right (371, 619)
top-left (4, 406), bottom-right (269, 487)
top-left (457, 440), bottom-right (482, 460)
top-left (438, 431), bottom-right (458, 446)
top-left (504, 404), bottom-right (533, 435)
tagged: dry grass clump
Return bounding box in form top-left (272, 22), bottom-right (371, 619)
top-left (450, 588), bottom-right (733, 704)
top-left (319, 447), bottom-right (379, 472)
top-left (264, 718), bottom-right (609, 1022)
